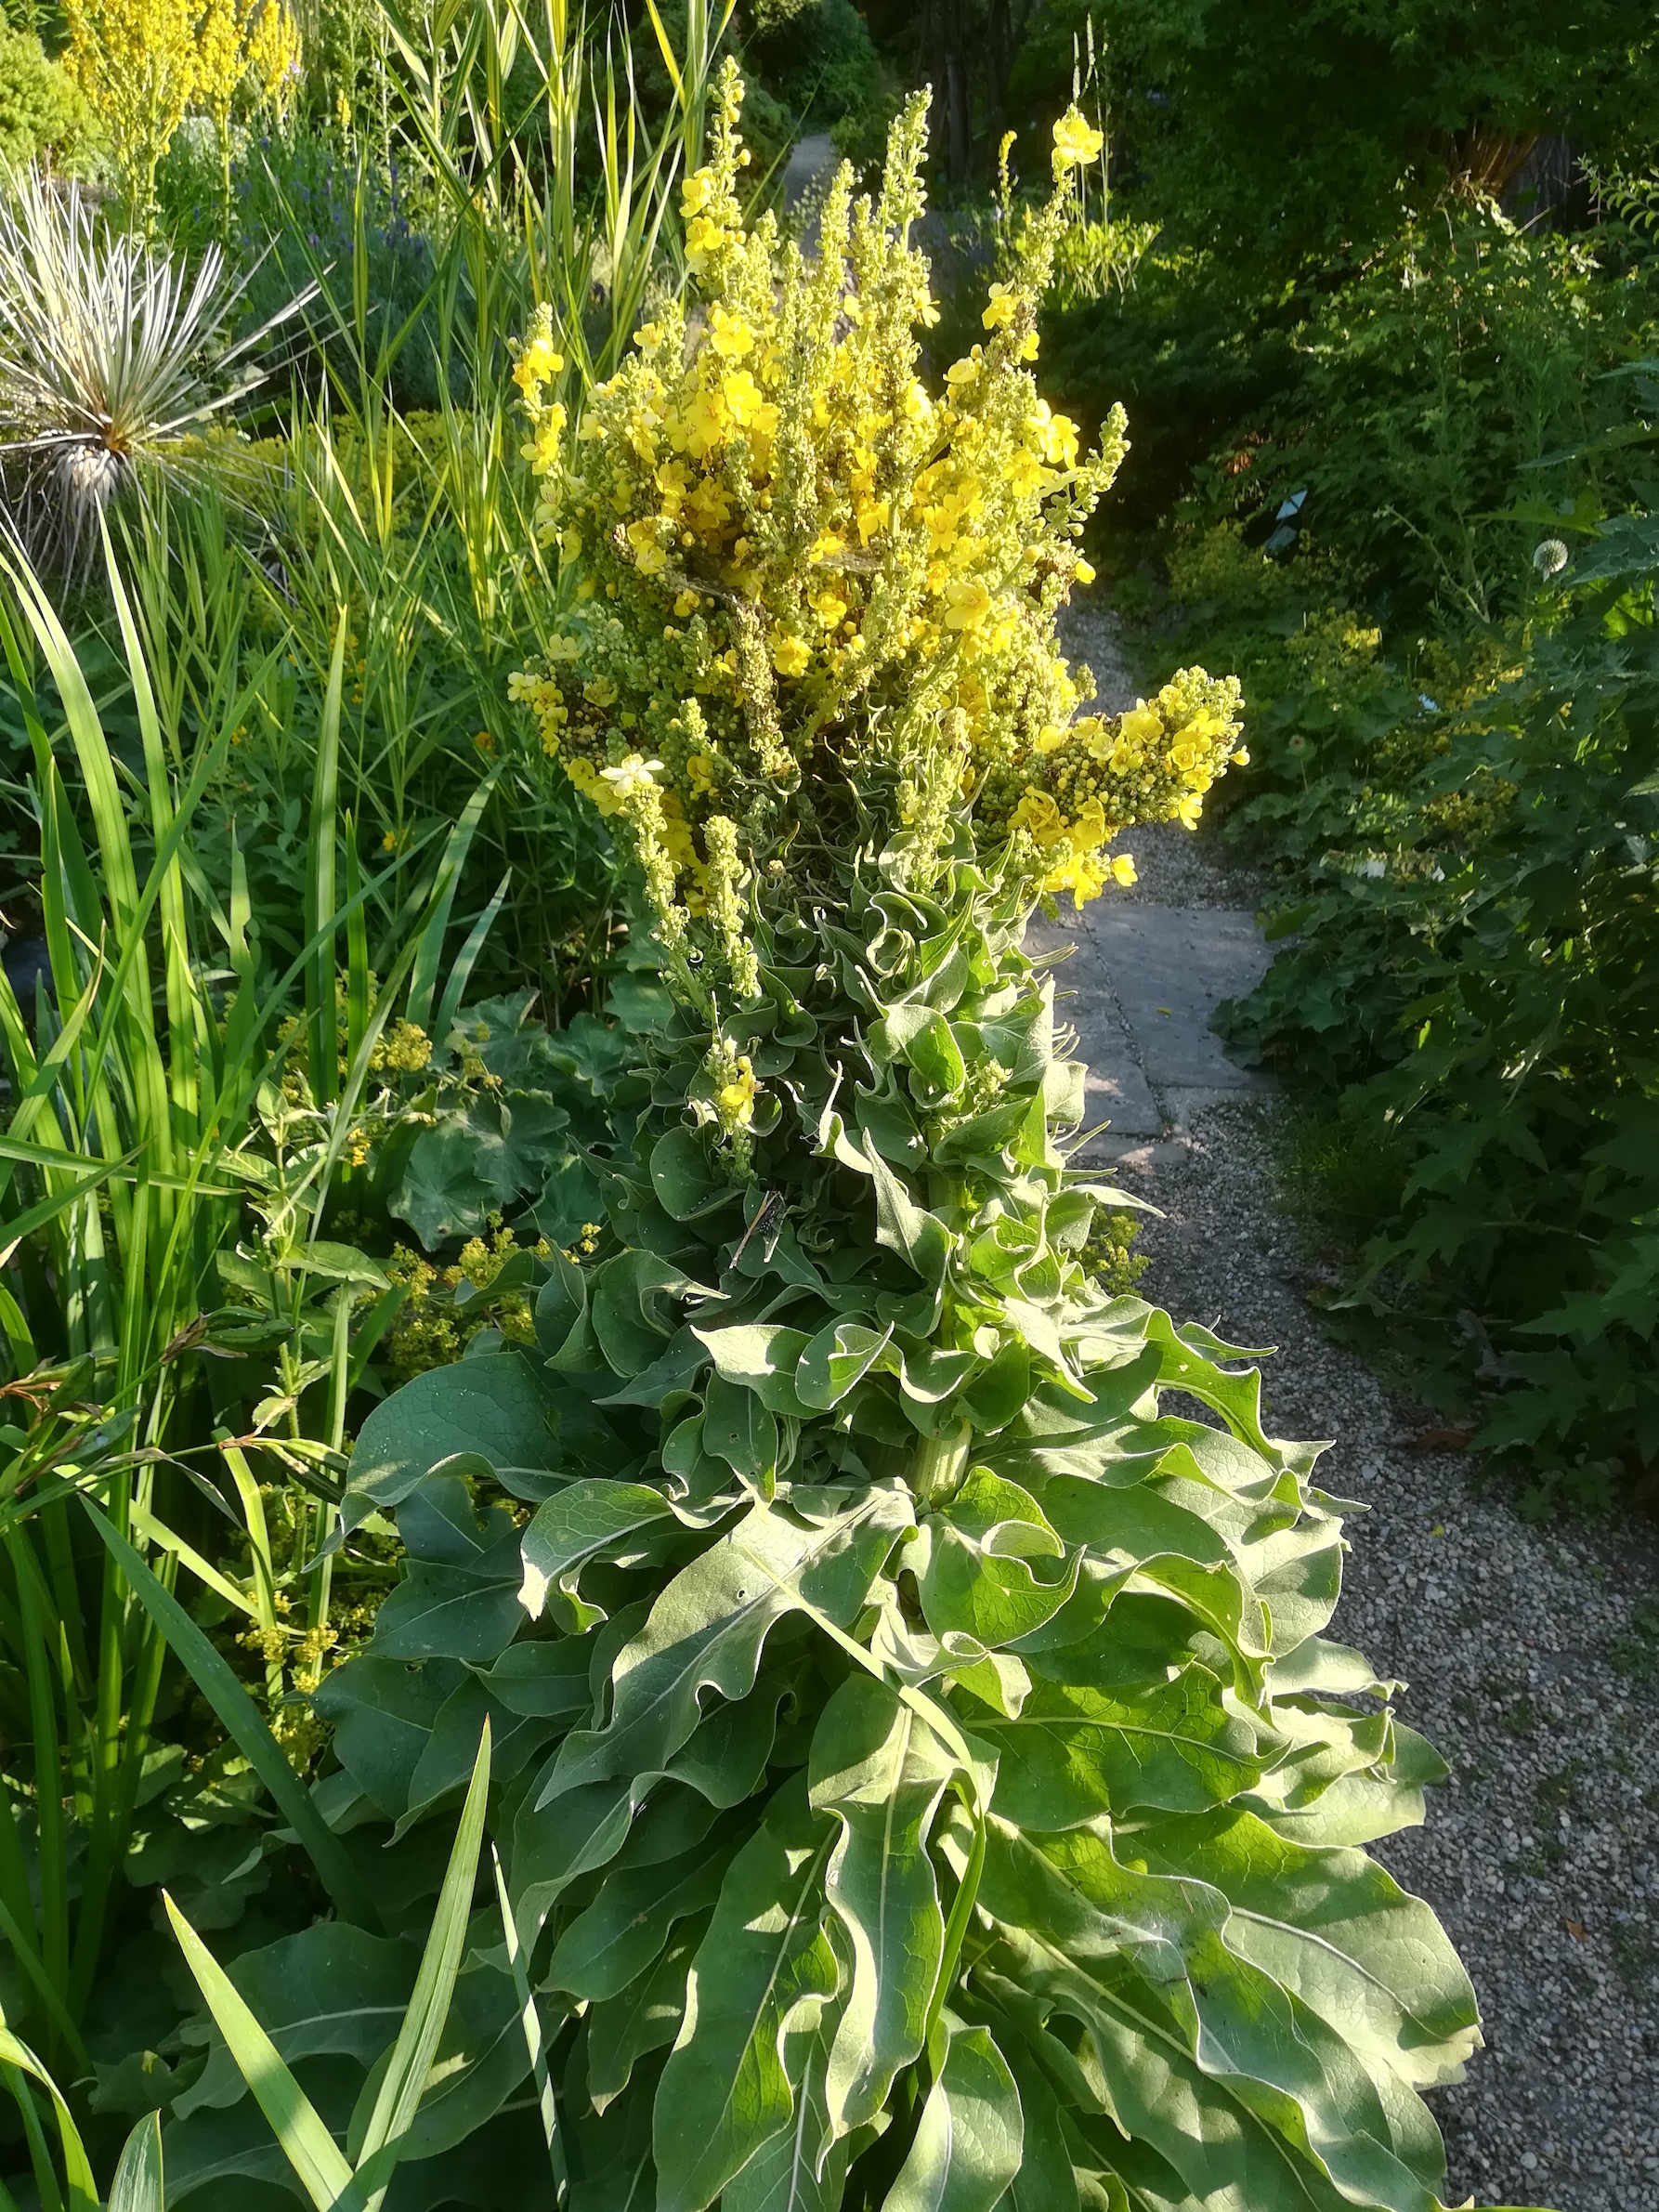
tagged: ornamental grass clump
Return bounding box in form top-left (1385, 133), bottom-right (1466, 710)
top-left (0, 168), bottom-right (296, 571)
top-left (228, 70), bottom-right (1492, 2212)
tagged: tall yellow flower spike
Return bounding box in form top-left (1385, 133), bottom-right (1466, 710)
top-left (512, 71), bottom-right (1244, 956)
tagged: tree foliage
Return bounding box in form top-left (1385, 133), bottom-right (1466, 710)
top-left (1093, 0), bottom-right (1659, 273)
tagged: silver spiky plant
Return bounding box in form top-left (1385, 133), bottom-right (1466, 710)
top-left (0, 167), bottom-right (300, 573)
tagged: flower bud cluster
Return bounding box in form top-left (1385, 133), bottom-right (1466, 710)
top-left (976, 666), bottom-right (1247, 906)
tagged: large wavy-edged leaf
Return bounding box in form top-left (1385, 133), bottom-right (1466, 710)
top-left (369, 1536), bottom-right (524, 1662)
top-left (652, 1776), bottom-right (840, 2212)
top-left (399, 1677), bottom-right (553, 1835)
top-left (547, 1832), bottom-right (736, 2002)
top-left (310, 1656), bottom-right (457, 1821)
top-left (796, 1319), bottom-right (894, 1411)
top-left (1123, 1809), bottom-right (1481, 2095)
top-left (175, 1925), bottom-right (412, 2118)
top-left (517, 1478), bottom-right (676, 1624)
top-left (703, 1369), bottom-right (782, 1484)
top-left (980, 1825), bottom-right (1441, 2212)
top-left (696, 1323), bottom-right (814, 1417)
top-left (919, 1469), bottom-right (1078, 1649)
top-left (973, 1644), bottom-right (1262, 1827)
top-left (1248, 1722), bottom-right (1445, 1848)
top-left (882, 2019), bottom-right (1023, 2212)
top-left (720, 1973), bottom-right (851, 2212)
top-left (344, 1353), bottom-right (564, 1527)
top-left (587, 1919), bottom-right (707, 2115)
top-left (808, 1675), bottom-right (956, 2139)
top-left (988, 2022), bottom-right (1080, 2212)
top-left (537, 1490), bottom-right (912, 1807)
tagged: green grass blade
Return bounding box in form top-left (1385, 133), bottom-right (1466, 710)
top-left (432, 870), bottom-right (510, 1045)
top-left (491, 1845), bottom-right (565, 2197)
top-left (354, 1723), bottom-right (491, 2208)
top-left (82, 1504), bottom-right (381, 1931)
top-left (404, 763), bottom-right (502, 1033)
top-left (0, 1153), bottom-right (138, 1270)
top-left (108, 2111), bottom-right (163, 2212)
top-left (0, 2018), bottom-right (98, 2212)
top-left (307, 610), bottom-right (348, 1108)
top-left (163, 1896), bottom-right (362, 2212)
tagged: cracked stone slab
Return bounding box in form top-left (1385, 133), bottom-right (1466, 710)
top-left (1027, 925), bottom-right (1162, 1142)
top-left (1082, 905), bottom-right (1274, 1094)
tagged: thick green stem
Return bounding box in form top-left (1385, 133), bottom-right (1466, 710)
top-left (909, 1420), bottom-right (971, 1510)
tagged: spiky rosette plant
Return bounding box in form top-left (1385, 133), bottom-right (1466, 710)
top-left (189, 71), bottom-right (1496, 2212)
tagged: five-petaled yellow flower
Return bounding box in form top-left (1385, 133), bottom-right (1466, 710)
top-left (1052, 109), bottom-right (1104, 177)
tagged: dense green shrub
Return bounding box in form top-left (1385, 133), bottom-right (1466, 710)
top-left (1089, 0), bottom-right (1659, 279)
top-left (0, 22), bottom-right (98, 170)
top-left (1219, 509), bottom-right (1659, 1506)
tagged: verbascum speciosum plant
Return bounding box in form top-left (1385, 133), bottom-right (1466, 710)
top-left (279, 66), bottom-right (1496, 2212)
top-left (508, 69), bottom-right (1244, 937)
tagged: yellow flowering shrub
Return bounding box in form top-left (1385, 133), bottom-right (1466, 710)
top-left (62, 0), bottom-right (298, 228)
top-left (511, 64), bottom-right (1244, 955)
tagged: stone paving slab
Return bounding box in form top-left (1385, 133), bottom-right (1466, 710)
top-left (1087, 905), bottom-right (1274, 1093)
top-left (1027, 900), bottom-right (1273, 1156)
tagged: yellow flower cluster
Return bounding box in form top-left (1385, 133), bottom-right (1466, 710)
top-left (63, 0), bottom-right (298, 226)
top-left (510, 66), bottom-right (1242, 966)
top-left (977, 666), bottom-right (1246, 906)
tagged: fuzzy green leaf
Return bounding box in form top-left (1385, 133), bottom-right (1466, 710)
top-left (652, 1777), bottom-right (839, 2212)
top-left (537, 1491), bottom-right (911, 1809)
top-left (881, 2019), bottom-right (1022, 2212)
top-left (808, 1675), bottom-right (956, 2138)
top-left (518, 1479), bottom-right (676, 1622)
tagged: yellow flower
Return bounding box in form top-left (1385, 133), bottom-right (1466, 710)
top-left (514, 333), bottom-right (564, 392)
top-left (681, 167), bottom-right (716, 216)
top-left (624, 517), bottom-right (670, 576)
top-left (1034, 724), bottom-right (1069, 755)
top-left (686, 214), bottom-right (726, 269)
top-left (1177, 791), bottom-right (1204, 830)
top-left (943, 577), bottom-right (993, 631)
top-left (772, 634), bottom-right (812, 677)
top-left (635, 321), bottom-right (664, 351)
top-left (708, 304), bottom-right (752, 360)
top-left (1118, 702), bottom-right (1164, 749)
top-left (718, 1055), bottom-right (757, 1126)
top-left (1011, 790), bottom-right (1065, 847)
top-left (1052, 109), bottom-right (1105, 176)
top-left (1073, 556), bottom-right (1096, 585)
top-left (982, 281), bottom-right (1019, 332)
top-left (721, 369), bottom-right (774, 434)
top-left (1111, 853), bottom-right (1138, 887)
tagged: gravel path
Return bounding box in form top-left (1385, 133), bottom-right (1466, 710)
top-left (1055, 597), bottom-right (1659, 2212)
